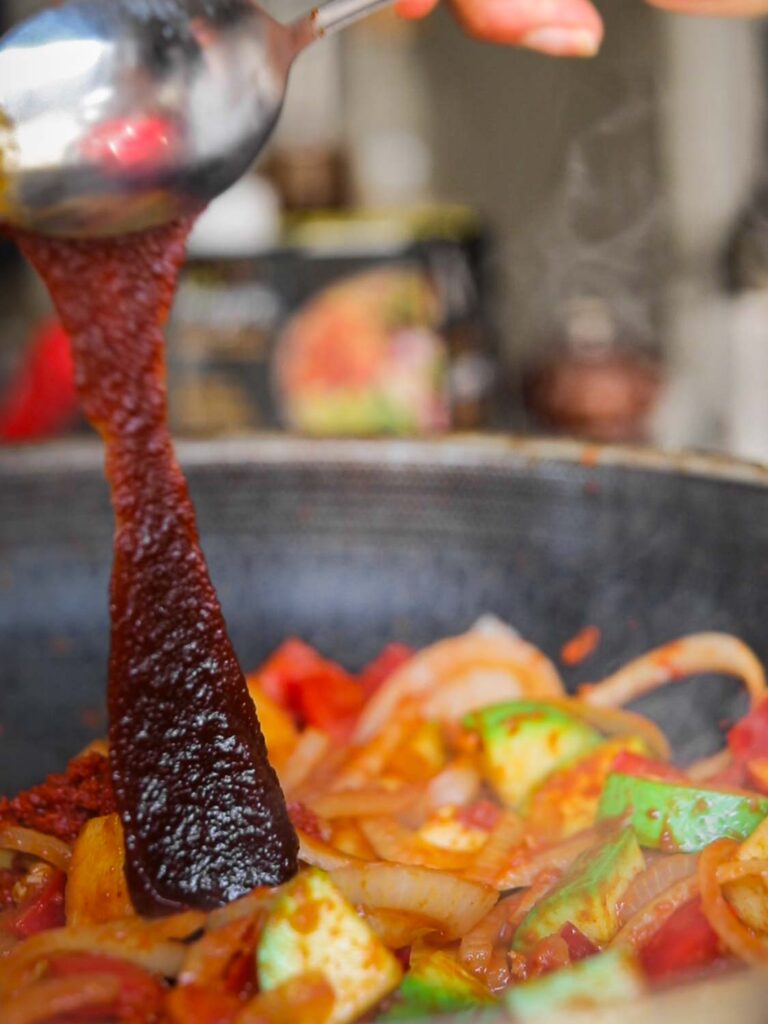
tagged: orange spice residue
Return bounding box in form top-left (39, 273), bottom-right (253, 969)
top-left (560, 626), bottom-right (602, 667)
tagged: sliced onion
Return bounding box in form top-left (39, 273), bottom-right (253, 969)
top-left (611, 875), bottom-right (699, 950)
top-left (426, 759), bottom-right (481, 811)
top-left (206, 889), bottom-right (276, 931)
top-left (459, 892), bottom-right (523, 977)
top-left (581, 633), bottom-right (766, 710)
top-left (547, 699), bottom-right (671, 760)
top-left (716, 858), bottom-right (768, 885)
top-left (2, 974), bottom-right (121, 1024)
top-left (465, 812), bottom-right (525, 887)
top-left (330, 862), bottom-right (497, 940)
top-left (297, 829), bottom-right (361, 871)
top-left (495, 823), bottom-right (613, 892)
top-left (307, 786), bottom-right (419, 820)
top-left (0, 826), bottom-right (72, 873)
top-left (354, 624), bottom-right (564, 743)
top-left (278, 729), bottom-right (331, 796)
top-left (0, 911), bottom-right (205, 995)
top-left (360, 817), bottom-right (473, 871)
top-left (332, 714), bottom-right (418, 790)
top-left (618, 854), bottom-right (698, 925)
top-left (363, 908), bottom-right (442, 948)
top-left (180, 916), bottom-right (260, 987)
top-left (700, 838), bottom-right (768, 966)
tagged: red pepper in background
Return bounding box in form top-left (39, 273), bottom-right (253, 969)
top-left (7, 869), bottom-right (66, 938)
top-left (559, 922), bottom-right (597, 962)
top-left (256, 639), bottom-right (364, 741)
top-left (728, 698), bottom-right (768, 762)
top-left (611, 751), bottom-right (688, 783)
top-left (358, 643), bottom-right (414, 699)
top-left (0, 320), bottom-right (78, 442)
top-left (639, 898), bottom-right (722, 981)
top-left (255, 639), bottom-right (413, 741)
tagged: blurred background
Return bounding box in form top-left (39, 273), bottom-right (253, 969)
top-left (2, 0), bottom-right (768, 456)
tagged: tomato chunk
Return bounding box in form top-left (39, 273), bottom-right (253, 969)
top-left (8, 869), bottom-right (65, 938)
top-left (256, 639), bottom-right (364, 740)
top-left (729, 699), bottom-right (768, 762)
top-left (640, 898), bottom-right (721, 981)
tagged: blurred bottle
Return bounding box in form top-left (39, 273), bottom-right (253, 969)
top-left (342, 10), bottom-right (433, 208)
top-left (263, 23), bottom-right (349, 210)
top-left (522, 296), bottom-right (661, 443)
top-left (167, 174), bottom-right (284, 435)
top-left (721, 183), bottom-right (768, 461)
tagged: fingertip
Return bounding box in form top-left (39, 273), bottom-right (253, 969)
top-left (396, 0), bottom-right (440, 20)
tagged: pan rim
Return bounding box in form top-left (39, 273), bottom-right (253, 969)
top-left (1, 433), bottom-right (768, 489)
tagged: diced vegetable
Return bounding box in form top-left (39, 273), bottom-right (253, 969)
top-left (65, 813), bottom-right (134, 926)
top-left (380, 949), bottom-right (494, 1019)
top-left (513, 828), bottom-right (645, 951)
top-left (7, 868), bottom-right (66, 938)
top-left (598, 773), bottom-right (768, 852)
top-left (525, 736), bottom-right (650, 839)
top-left (254, 639), bottom-right (364, 740)
top-left (639, 899), bottom-right (721, 981)
top-left (728, 698), bottom-right (768, 762)
top-left (723, 814), bottom-right (768, 932)
top-left (506, 947), bottom-right (645, 1019)
top-left (257, 868), bottom-right (402, 1024)
top-left (464, 701), bottom-right (602, 807)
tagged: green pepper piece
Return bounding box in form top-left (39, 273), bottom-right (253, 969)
top-left (463, 701), bottom-right (602, 807)
top-left (506, 947), bottom-right (645, 1020)
top-left (597, 772), bottom-right (768, 852)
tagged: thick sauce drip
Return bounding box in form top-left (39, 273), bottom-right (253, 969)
top-left (14, 223), bottom-right (298, 915)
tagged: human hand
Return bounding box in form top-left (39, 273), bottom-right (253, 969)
top-left (396, 0), bottom-right (604, 57)
top-left (397, 0), bottom-right (768, 58)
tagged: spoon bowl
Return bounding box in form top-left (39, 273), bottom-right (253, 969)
top-left (0, 0), bottom-right (388, 237)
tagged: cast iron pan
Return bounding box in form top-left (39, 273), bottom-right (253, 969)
top-left (2, 435), bottom-right (768, 795)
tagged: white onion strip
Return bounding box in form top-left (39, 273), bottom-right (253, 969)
top-left (331, 861), bottom-right (497, 940)
top-left (581, 633), bottom-right (766, 709)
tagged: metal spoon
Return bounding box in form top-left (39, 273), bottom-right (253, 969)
top-left (0, 0), bottom-right (394, 237)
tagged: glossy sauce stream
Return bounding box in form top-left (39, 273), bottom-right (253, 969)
top-left (14, 222), bottom-right (298, 915)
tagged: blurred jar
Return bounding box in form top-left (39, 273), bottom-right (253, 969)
top-left (167, 174), bottom-right (284, 435)
top-left (720, 185), bottom-right (768, 461)
top-left (522, 296), bottom-right (661, 443)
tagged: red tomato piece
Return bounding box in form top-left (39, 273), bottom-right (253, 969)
top-left (611, 751), bottom-right (687, 783)
top-left (48, 952), bottom-right (166, 1019)
top-left (729, 699), bottom-right (768, 762)
top-left (358, 643), bottom-right (414, 699)
top-left (8, 869), bottom-right (65, 938)
top-left (559, 921), bottom-right (598, 961)
top-left (256, 639), bottom-right (363, 739)
top-left (640, 898), bottom-right (721, 981)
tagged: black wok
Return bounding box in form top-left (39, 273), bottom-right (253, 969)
top-left (1, 435), bottom-right (768, 795)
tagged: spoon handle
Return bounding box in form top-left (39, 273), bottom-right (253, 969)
top-left (291, 0), bottom-right (395, 46)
